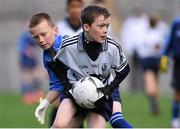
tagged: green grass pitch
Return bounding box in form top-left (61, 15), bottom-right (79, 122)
top-left (0, 92), bottom-right (172, 128)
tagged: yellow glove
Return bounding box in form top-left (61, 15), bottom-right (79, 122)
top-left (160, 56), bottom-right (168, 72)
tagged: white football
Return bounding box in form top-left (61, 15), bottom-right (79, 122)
top-left (71, 76), bottom-right (105, 109)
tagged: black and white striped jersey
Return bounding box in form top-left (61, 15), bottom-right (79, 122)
top-left (55, 32), bottom-right (128, 85)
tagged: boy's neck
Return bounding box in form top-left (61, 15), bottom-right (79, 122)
top-left (84, 32), bottom-right (94, 42)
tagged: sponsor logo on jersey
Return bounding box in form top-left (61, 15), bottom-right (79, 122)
top-left (79, 65), bottom-right (88, 69)
top-left (102, 63), bottom-right (107, 73)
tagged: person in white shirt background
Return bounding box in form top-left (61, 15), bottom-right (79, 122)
top-left (57, 0), bottom-right (84, 39)
top-left (121, 7), bottom-right (149, 92)
top-left (135, 14), bottom-right (167, 115)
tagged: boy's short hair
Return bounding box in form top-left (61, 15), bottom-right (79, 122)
top-left (28, 12), bottom-right (54, 28)
top-left (80, 5), bottom-right (110, 26)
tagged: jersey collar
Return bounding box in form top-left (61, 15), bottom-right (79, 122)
top-left (77, 32), bottom-right (108, 51)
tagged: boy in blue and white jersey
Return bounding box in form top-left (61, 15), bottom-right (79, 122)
top-left (28, 13), bottom-right (65, 125)
top-left (43, 34), bottom-right (63, 94)
top-left (29, 12), bottom-right (86, 127)
top-left (42, 35), bottom-right (65, 126)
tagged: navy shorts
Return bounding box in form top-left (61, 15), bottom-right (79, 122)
top-left (140, 57), bottom-right (160, 74)
top-left (59, 87), bottom-right (122, 121)
top-left (172, 59), bottom-right (180, 91)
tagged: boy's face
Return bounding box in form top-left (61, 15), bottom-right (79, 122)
top-left (67, 0), bottom-right (83, 22)
top-left (83, 15), bottom-right (110, 43)
top-left (29, 20), bottom-right (58, 50)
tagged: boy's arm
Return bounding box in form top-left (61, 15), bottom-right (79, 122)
top-left (97, 63), bottom-right (130, 94)
top-left (98, 42), bottom-right (130, 94)
top-left (45, 90), bottom-right (59, 104)
top-left (34, 54), bottom-right (63, 125)
top-left (48, 59), bottom-right (72, 91)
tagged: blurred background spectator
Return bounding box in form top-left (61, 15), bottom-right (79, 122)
top-left (160, 17), bottom-right (180, 128)
top-left (57, 0), bottom-right (83, 39)
top-left (17, 31), bottom-right (45, 105)
top-left (135, 14), bottom-right (167, 115)
top-left (120, 7), bottom-right (149, 92)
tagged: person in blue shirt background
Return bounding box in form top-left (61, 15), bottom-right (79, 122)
top-left (160, 17), bottom-right (180, 128)
top-left (17, 31), bottom-right (45, 105)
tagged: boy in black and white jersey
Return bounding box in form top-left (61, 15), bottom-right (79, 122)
top-left (54, 5), bottom-right (132, 128)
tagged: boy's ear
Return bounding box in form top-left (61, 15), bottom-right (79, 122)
top-left (54, 26), bottom-right (59, 36)
top-left (83, 24), bottom-right (90, 32)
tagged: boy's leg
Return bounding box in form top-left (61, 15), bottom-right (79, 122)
top-left (86, 112), bottom-right (106, 128)
top-left (110, 88), bottom-right (133, 128)
top-left (171, 62), bottom-right (180, 128)
top-left (171, 91), bottom-right (180, 128)
top-left (110, 101), bottom-right (132, 128)
top-left (144, 70), bottom-right (160, 115)
top-left (68, 115), bottom-right (85, 128)
top-left (52, 98), bottom-right (77, 128)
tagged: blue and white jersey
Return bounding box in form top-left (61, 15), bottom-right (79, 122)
top-left (55, 32), bottom-right (128, 85)
top-left (43, 35), bottom-right (64, 92)
top-left (57, 18), bottom-right (82, 39)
